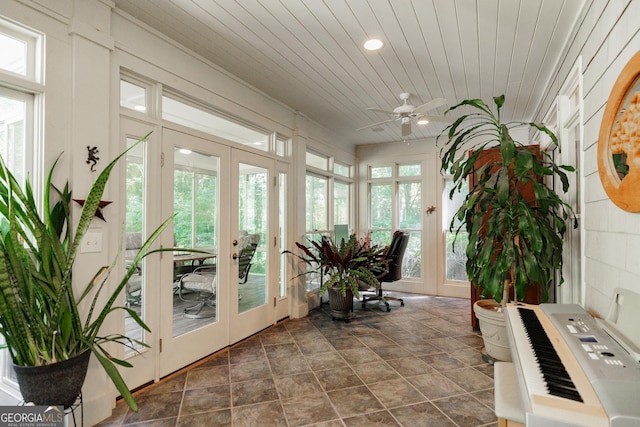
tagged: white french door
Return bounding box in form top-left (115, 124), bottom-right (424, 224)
top-left (229, 149), bottom-right (277, 344)
top-left (119, 122), bottom-right (280, 389)
top-left (158, 128), bottom-right (231, 376)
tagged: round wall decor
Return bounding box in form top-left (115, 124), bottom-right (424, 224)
top-left (598, 50), bottom-right (640, 212)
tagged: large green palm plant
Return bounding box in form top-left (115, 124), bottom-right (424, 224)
top-left (0, 135), bottom-right (172, 411)
top-left (439, 95), bottom-right (575, 305)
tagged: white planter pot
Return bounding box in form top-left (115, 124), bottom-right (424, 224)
top-left (473, 300), bottom-right (512, 362)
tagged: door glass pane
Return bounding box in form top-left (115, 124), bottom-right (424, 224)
top-left (238, 163), bottom-right (268, 313)
top-left (279, 172), bottom-right (287, 298)
top-left (173, 149), bottom-right (218, 335)
top-left (124, 138), bottom-right (146, 354)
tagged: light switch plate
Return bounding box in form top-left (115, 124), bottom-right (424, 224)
top-left (81, 232), bottom-right (103, 253)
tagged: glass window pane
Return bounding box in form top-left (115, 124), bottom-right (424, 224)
top-left (124, 137), bottom-right (146, 353)
top-left (306, 151), bottom-right (328, 170)
top-left (279, 172), bottom-right (287, 297)
top-left (333, 181), bottom-right (349, 227)
top-left (194, 173), bottom-right (217, 247)
top-left (399, 182), bottom-right (421, 229)
top-left (403, 231), bottom-right (422, 278)
top-left (276, 136), bottom-right (289, 157)
top-left (334, 162), bottom-right (350, 177)
top-left (173, 149), bottom-right (219, 330)
top-left (370, 183), bottom-right (392, 229)
top-left (238, 163), bottom-right (268, 313)
top-left (120, 80), bottom-right (147, 113)
top-left (306, 175), bottom-right (327, 231)
top-left (173, 169), bottom-right (194, 248)
top-left (371, 165), bottom-right (392, 178)
top-left (399, 164), bottom-right (421, 176)
top-left (162, 96), bottom-right (269, 151)
top-left (370, 230), bottom-right (392, 247)
top-left (0, 89), bottom-right (28, 186)
top-left (444, 177), bottom-right (468, 281)
top-left (0, 32), bottom-right (26, 75)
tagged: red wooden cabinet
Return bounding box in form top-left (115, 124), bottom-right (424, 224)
top-left (468, 146), bottom-right (543, 328)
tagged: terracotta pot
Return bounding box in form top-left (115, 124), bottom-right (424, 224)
top-left (473, 300), bottom-right (512, 362)
top-left (327, 287), bottom-right (354, 321)
top-left (13, 350), bottom-right (91, 408)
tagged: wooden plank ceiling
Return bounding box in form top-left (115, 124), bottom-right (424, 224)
top-left (113, 0), bottom-right (585, 147)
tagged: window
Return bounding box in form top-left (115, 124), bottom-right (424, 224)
top-left (367, 163), bottom-right (423, 278)
top-left (0, 18), bottom-right (42, 396)
top-left (443, 177), bottom-right (468, 281)
top-left (120, 79), bottom-right (148, 113)
top-left (162, 94), bottom-right (270, 151)
top-left (305, 174), bottom-right (328, 241)
top-left (306, 151), bottom-right (328, 170)
top-left (304, 150), bottom-right (353, 291)
top-left (0, 88), bottom-right (32, 185)
top-left (173, 151), bottom-right (218, 250)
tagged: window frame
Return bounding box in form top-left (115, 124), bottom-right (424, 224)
top-left (366, 162), bottom-right (424, 279)
top-left (0, 17), bottom-right (43, 399)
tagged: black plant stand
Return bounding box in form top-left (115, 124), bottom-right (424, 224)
top-left (18, 393), bottom-right (83, 427)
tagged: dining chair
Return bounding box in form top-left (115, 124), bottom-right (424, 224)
top-left (178, 265), bottom-right (217, 318)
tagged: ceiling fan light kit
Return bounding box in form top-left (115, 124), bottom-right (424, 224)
top-left (357, 93), bottom-right (449, 137)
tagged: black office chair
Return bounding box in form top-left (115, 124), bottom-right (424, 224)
top-left (361, 230), bottom-right (410, 312)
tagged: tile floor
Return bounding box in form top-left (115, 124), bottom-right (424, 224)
top-left (96, 293), bottom-right (498, 426)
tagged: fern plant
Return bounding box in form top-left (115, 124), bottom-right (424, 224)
top-left (0, 134), bottom-right (173, 411)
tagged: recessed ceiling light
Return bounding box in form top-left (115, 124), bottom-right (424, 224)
top-left (417, 119), bottom-right (429, 125)
top-left (364, 39), bottom-right (384, 51)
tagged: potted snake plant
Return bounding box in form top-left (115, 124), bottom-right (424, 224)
top-left (438, 95), bottom-right (575, 361)
top-left (0, 134), bottom-right (173, 410)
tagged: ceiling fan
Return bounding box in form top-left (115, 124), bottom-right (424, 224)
top-left (357, 93), bottom-right (450, 137)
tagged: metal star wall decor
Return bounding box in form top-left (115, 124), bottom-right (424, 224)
top-left (72, 199), bottom-right (112, 222)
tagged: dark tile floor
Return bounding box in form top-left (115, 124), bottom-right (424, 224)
top-left (96, 293), bottom-right (497, 426)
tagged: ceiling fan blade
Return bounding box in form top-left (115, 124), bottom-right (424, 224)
top-left (416, 114), bottom-right (456, 123)
top-left (356, 118), bottom-right (396, 131)
top-left (412, 97), bottom-right (447, 115)
top-left (401, 120), bottom-right (411, 137)
top-left (367, 107), bottom-right (396, 115)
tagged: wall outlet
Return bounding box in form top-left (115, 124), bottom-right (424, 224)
top-left (81, 232), bottom-right (103, 253)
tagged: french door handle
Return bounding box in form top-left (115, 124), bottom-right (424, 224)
top-left (232, 253), bottom-right (239, 260)
top-left (232, 239), bottom-right (238, 246)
